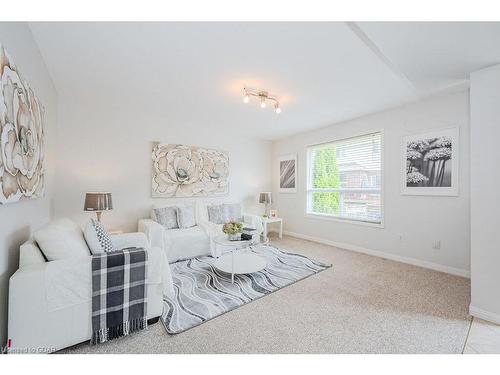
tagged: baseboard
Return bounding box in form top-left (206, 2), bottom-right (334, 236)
top-left (283, 230), bottom-right (470, 278)
top-left (469, 305), bottom-right (500, 325)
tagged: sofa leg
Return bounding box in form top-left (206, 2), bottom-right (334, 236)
top-left (148, 316), bottom-right (160, 325)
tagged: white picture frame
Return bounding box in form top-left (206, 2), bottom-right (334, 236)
top-left (279, 154), bottom-right (297, 193)
top-left (401, 127), bottom-right (459, 196)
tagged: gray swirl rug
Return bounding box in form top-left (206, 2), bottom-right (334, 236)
top-left (161, 244), bottom-right (331, 334)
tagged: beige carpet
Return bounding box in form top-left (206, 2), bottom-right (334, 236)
top-left (60, 236), bottom-right (471, 354)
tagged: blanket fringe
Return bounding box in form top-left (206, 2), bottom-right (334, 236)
top-left (91, 317), bottom-right (148, 345)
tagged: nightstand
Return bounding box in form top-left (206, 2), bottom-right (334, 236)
top-left (262, 217), bottom-right (283, 241)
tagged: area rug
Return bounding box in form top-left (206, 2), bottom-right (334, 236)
top-left (161, 244), bottom-right (331, 334)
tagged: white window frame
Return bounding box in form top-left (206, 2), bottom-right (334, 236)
top-left (305, 131), bottom-right (384, 228)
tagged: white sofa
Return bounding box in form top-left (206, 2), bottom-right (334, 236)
top-left (139, 201), bottom-right (264, 263)
top-left (8, 218), bottom-right (174, 354)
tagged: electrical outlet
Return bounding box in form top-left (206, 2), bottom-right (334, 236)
top-left (432, 240), bottom-right (441, 250)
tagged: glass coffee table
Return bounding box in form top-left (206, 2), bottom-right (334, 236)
top-left (213, 236), bottom-right (267, 283)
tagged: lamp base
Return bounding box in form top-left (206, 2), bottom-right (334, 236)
top-left (96, 211), bottom-right (102, 222)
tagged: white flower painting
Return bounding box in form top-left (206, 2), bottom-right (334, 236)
top-left (402, 127), bottom-right (459, 196)
top-left (0, 43), bottom-right (45, 204)
top-left (152, 143), bottom-right (229, 198)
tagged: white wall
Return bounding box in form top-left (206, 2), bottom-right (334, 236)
top-left (54, 97), bottom-right (272, 232)
top-left (469, 64), bottom-right (500, 323)
top-left (272, 91), bottom-right (470, 276)
top-left (0, 23), bottom-right (58, 345)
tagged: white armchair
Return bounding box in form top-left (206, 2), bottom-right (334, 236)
top-left (8, 219), bottom-right (173, 353)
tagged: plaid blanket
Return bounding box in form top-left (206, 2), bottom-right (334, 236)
top-left (91, 248), bottom-right (148, 344)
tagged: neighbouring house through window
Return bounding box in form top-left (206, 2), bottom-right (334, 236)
top-left (306, 132), bottom-right (383, 224)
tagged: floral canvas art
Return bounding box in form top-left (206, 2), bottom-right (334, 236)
top-left (0, 43), bottom-right (45, 204)
top-left (152, 143), bottom-right (229, 198)
top-left (402, 127), bottom-right (459, 196)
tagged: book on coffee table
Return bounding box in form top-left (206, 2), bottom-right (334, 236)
top-left (242, 226), bottom-right (257, 235)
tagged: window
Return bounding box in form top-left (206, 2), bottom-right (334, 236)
top-left (306, 132), bottom-right (382, 224)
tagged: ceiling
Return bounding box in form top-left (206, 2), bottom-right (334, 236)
top-left (28, 22), bottom-right (500, 140)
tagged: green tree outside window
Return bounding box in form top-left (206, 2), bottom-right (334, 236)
top-left (312, 147), bottom-right (341, 214)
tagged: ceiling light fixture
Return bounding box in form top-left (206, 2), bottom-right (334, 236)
top-left (243, 87), bottom-right (281, 114)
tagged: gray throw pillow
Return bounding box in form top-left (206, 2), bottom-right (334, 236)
top-left (207, 204), bottom-right (226, 224)
top-left (223, 203), bottom-right (242, 222)
top-left (154, 206), bottom-right (179, 229)
top-left (177, 206), bottom-right (196, 228)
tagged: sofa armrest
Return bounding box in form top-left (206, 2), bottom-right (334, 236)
top-left (138, 219), bottom-right (165, 251)
top-left (111, 232), bottom-right (149, 250)
top-left (198, 220), bottom-right (223, 257)
top-left (8, 263), bottom-right (59, 352)
top-left (8, 255), bottom-right (92, 350)
top-left (242, 213), bottom-right (264, 235)
top-left (20, 240), bottom-right (46, 268)
top-left (147, 246), bottom-right (174, 298)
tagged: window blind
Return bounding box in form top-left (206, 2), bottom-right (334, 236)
top-left (306, 132), bottom-right (382, 224)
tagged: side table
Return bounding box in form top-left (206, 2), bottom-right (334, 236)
top-left (261, 217), bottom-right (283, 241)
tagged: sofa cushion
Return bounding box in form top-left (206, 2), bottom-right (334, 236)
top-left (207, 204), bottom-right (226, 224)
top-left (154, 206), bottom-right (179, 229)
top-left (223, 203), bottom-right (242, 222)
top-left (84, 219), bottom-right (114, 254)
top-left (176, 206), bottom-right (196, 229)
top-left (34, 218), bottom-right (91, 261)
top-left (163, 226), bottom-right (210, 263)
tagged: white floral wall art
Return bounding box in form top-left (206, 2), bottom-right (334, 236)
top-left (401, 127), bottom-right (459, 196)
top-left (279, 154), bottom-right (297, 193)
top-left (0, 43), bottom-right (45, 204)
top-left (152, 143), bottom-right (229, 198)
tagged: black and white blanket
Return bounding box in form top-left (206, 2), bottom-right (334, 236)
top-left (91, 248), bottom-right (148, 344)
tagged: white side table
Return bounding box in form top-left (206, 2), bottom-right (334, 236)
top-left (262, 217), bottom-right (283, 241)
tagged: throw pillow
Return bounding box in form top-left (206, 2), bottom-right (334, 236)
top-left (154, 206), bottom-right (179, 229)
top-left (177, 206), bottom-right (196, 228)
top-left (207, 204), bottom-right (226, 224)
top-left (34, 218), bottom-right (91, 261)
top-left (84, 219), bottom-right (114, 254)
top-left (223, 203), bottom-right (242, 222)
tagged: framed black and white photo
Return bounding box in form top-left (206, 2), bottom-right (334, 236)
top-left (401, 127), bottom-right (459, 196)
top-left (279, 154), bottom-right (297, 193)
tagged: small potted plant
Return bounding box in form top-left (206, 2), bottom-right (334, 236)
top-left (222, 221), bottom-right (243, 241)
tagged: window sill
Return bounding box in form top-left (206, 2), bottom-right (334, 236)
top-left (305, 213), bottom-right (384, 228)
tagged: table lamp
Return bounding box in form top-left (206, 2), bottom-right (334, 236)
top-left (84, 192), bottom-right (113, 221)
top-left (259, 192), bottom-right (272, 217)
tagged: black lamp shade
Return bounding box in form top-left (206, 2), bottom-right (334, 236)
top-left (84, 192), bottom-right (113, 212)
top-left (259, 192), bottom-right (272, 204)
